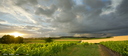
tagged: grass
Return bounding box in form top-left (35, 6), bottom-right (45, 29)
top-left (54, 44), bottom-right (100, 56)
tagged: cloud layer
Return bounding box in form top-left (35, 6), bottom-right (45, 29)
top-left (0, 0), bottom-right (128, 37)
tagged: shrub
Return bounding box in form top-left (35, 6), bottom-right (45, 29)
top-left (44, 38), bottom-right (53, 43)
top-left (15, 36), bottom-right (24, 43)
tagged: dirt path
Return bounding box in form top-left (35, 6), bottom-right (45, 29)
top-left (99, 45), bottom-right (122, 56)
top-left (99, 45), bottom-right (113, 56)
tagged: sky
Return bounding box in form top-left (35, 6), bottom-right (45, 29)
top-left (0, 0), bottom-right (128, 37)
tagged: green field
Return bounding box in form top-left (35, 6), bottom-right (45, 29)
top-left (0, 42), bottom-right (76, 56)
top-left (55, 44), bottom-right (100, 56)
top-left (0, 42), bottom-right (101, 56)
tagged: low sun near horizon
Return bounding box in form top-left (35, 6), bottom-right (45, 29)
top-left (10, 32), bottom-right (24, 37)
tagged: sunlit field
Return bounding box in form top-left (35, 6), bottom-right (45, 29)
top-left (82, 35), bottom-right (128, 43)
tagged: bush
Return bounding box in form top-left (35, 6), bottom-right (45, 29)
top-left (15, 36), bottom-right (24, 43)
top-left (44, 38), bottom-right (53, 43)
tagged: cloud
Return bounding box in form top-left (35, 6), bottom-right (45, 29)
top-left (100, 0), bottom-right (122, 15)
top-left (55, 11), bottom-right (76, 23)
top-left (0, 0), bottom-right (128, 37)
top-left (35, 4), bottom-right (57, 17)
top-left (55, 0), bottom-right (75, 10)
top-left (51, 0), bottom-right (128, 37)
top-left (83, 0), bottom-right (105, 9)
top-left (15, 0), bottom-right (38, 6)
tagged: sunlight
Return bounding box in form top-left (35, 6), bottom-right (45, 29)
top-left (10, 32), bottom-right (23, 37)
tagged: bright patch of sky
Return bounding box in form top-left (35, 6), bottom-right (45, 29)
top-left (74, 0), bottom-right (83, 5)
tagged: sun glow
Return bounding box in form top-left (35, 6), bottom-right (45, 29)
top-left (10, 32), bottom-right (23, 37)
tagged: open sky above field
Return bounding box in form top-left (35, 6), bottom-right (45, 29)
top-left (0, 0), bottom-right (128, 37)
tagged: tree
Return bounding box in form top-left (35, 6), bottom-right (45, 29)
top-left (1, 35), bottom-right (15, 44)
top-left (0, 38), bottom-right (2, 43)
top-left (15, 36), bottom-right (24, 43)
top-left (44, 38), bottom-right (53, 43)
top-left (0, 35), bottom-right (24, 44)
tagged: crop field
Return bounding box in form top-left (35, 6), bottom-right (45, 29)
top-left (0, 42), bottom-right (76, 56)
top-left (0, 36), bottom-right (128, 56)
top-left (100, 41), bottom-right (128, 56)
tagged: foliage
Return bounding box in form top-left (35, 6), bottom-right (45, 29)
top-left (100, 41), bottom-right (128, 56)
top-left (15, 36), bottom-right (24, 43)
top-left (44, 38), bottom-right (53, 43)
top-left (0, 42), bottom-right (76, 56)
top-left (1, 35), bottom-right (15, 44)
top-left (0, 35), bottom-right (24, 44)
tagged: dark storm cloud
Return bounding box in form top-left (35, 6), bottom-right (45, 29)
top-left (51, 0), bottom-right (128, 37)
top-left (116, 0), bottom-right (128, 16)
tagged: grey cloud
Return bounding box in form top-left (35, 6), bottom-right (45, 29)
top-left (0, 0), bottom-right (128, 37)
top-left (51, 0), bottom-right (128, 37)
top-left (55, 0), bottom-right (75, 10)
top-left (55, 11), bottom-right (76, 23)
top-left (72, 5), bottom-right (86, 14)
top-left (116, 0), bottom-right (128, 16)
top-left (35, 5), bottom-right (57, 17)
top-left (15, 0), bottom-right (38, 6)
top-left (37, 28), bottom-right (53, 33)
top-left (83, 0), bottom-right (105, 9)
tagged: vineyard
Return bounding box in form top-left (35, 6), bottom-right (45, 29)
top-left (100, 41), bottom-right (128, 56)
top-left (0, 42), bottom-right (78, 56)
top-left (0, 40), bottom-right (128, 56)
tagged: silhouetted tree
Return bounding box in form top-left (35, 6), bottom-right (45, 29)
top-left (0, 38), bottom-right (1, 43)
top-left (44, 38), bottom-right (53, 43)
top-left (15, 36), bottom-right (24, 43)
top-left (0, 35), bottom-right (24, 44)
top-left (1, 35), bottom-right (15, 44)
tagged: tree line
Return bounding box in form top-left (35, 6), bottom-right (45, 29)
top-left (0, 35), bottom-right (23, 44)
